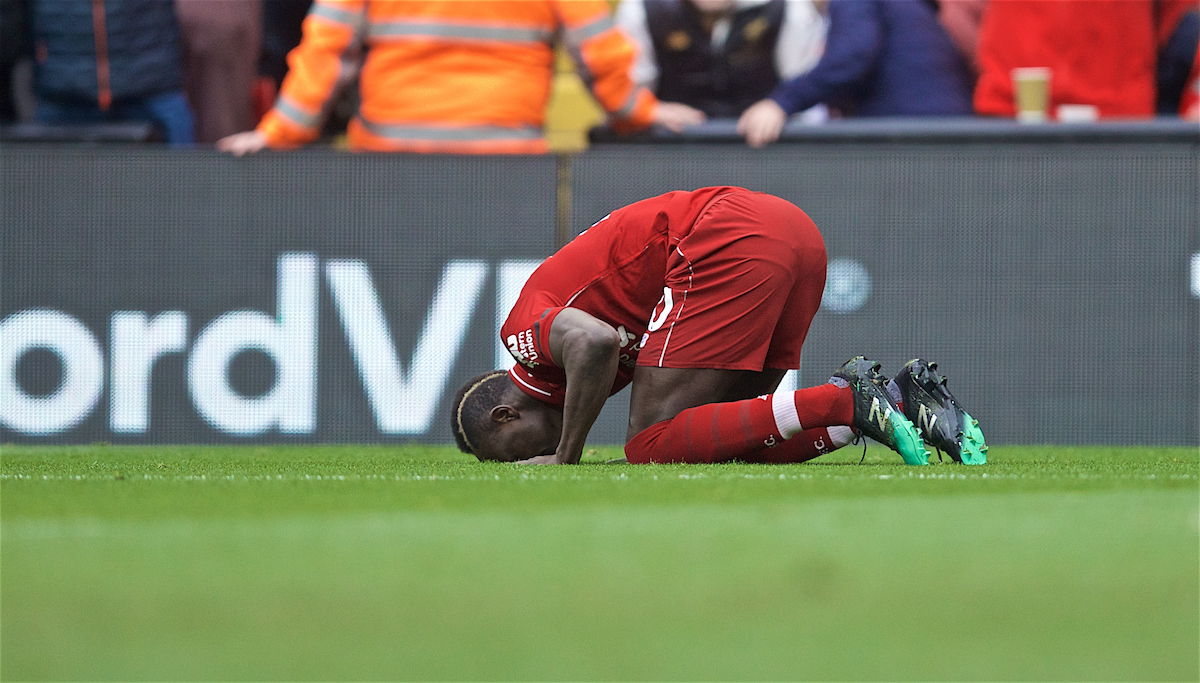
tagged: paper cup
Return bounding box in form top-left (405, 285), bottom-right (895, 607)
top-left (1012, 67), bottom-right (1052, 123)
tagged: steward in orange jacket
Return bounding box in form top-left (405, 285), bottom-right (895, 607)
top-left (246, 0), bottom-right (685, 153)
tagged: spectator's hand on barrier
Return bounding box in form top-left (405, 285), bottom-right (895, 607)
top-left (653, 102), bottom-right (706, 133)
top-left (217, 131), bottom-right (268, 156)
top-left (737, 99), bottom-right (788, 148)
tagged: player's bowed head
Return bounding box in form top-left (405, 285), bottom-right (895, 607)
top-left (451, 371), bottom-right (564, 462)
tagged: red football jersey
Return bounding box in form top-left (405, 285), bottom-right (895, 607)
top-left (502, 186), bottom-right (741, 405)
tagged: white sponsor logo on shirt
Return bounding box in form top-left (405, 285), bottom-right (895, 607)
top-left (507, 330), bottom-right (540, 368)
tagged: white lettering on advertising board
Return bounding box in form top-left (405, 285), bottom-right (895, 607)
top-left (0, 251), bottom-right (856, 437)
top-left (0, 253), bottom-right (508, 437)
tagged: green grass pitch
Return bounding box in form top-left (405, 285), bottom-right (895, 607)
top-left (2, 443), bottom-right (1197, 681)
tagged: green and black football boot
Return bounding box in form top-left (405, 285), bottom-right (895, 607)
top-left (891, 359), bottom-right (988, 465)
top-left (830, 356), bottom-right (928, 466)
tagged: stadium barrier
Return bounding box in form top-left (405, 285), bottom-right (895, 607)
top-left (2, 121), bottom-right (1197, 446)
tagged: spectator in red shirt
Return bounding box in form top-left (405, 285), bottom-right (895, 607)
top-left (973, 0), bottom-right (1197, 120)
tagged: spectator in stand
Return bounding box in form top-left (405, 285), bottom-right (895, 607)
top-left (973, 0), bottom-right (1198, 121)
top-left (176, 0), bottom-right (262, 143)
top-left (259, 0), bottom-right (312, 90)
top-left (615, 0), bottom-right (828, 120)
top-left (1180, 47), bottom-right (1200, 119)
top-left (736, 0), bottom-right (973, 148)
top-left (218, 0), bottom-right (704, 155)
top-left (28, 0), bottom-right (195, 144)
top-left (936, 0), bottom-right (988, 76)
top-left (1, 0), bottom-right (30, 124)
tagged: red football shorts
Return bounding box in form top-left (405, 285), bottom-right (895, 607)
top-left (637, 190), bottom-right (827, 372)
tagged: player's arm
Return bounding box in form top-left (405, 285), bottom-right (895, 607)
top-left (530, 307), bottom-right (620, 464)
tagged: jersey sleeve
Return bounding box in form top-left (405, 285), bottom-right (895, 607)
top-left (256, 0), bottom-right (366, 148)
top-left (502, 305), bottom-right (563, 370)
top-left (501, 305), bottom-right (568, 405)
top-left (768, 0), bottom-right (883, 115)
top-left (552, 0), bottom-right (659, 131)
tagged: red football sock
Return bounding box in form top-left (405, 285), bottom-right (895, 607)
top-left (742, 426), bottom-right (855, 464)
top-left (791, 383), bottom-right (854, 431)
top-left (624, 384), bottom-right (854, 464)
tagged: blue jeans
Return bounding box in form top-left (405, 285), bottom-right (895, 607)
top-left (35, 90), bottom-right (196, 145)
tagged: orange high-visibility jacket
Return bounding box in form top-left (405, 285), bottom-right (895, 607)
top-left (257, 0), bottom-right (659, 153)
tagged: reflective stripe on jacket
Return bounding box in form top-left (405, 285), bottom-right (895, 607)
top-left (258, 0), bottom-right (658, 153)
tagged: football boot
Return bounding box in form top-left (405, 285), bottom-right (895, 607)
top-left (891, 359), bottom-right (988, 465)
top-left (830, 356), bottom-right (928, 466)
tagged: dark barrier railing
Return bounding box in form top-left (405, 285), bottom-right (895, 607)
top-left (2, 124), bottom-right (1197, 445)
top-left (590, 116), bottom-right (1200, 144)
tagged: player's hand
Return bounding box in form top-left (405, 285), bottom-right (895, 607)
top-left (653, 101), bottom-right (706, 133)
top-left (515, 453), bottom-right (566, 465)
top-left (217, 130), bottom-right (268, 156)
top-left (737, 99), bottom-right (788, 148)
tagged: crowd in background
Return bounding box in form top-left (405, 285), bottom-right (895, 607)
top-left (1, 0), bottom-right (1197, 153)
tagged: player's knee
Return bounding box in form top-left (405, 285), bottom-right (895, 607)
top-left (624, 419), bottom-right (673, 464)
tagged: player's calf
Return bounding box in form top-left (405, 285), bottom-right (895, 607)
top-left (624, 382), bottom-right (856, 464)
